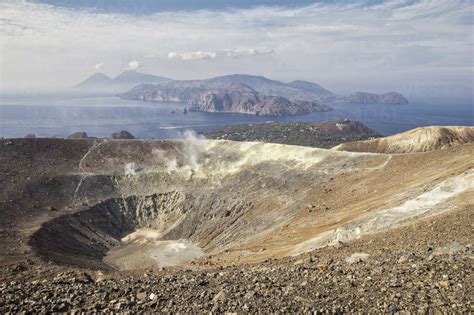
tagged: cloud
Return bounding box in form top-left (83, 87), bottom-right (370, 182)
top-left (0, 0), bottom-right (472, 98)
top-left (166, 49), bottom-right (274, 61)
top-left (94, 62), bottom-right (104, 70)
top-left (165, 49), bottom-right (274, 61)
top-left (128, 60), bottom-right (140, 70)
top-left (168, 51), bottom-right (217, 61)
top-left (225, 49), bottom-right (275, 58)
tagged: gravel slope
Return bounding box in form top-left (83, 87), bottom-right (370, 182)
top-left (1, 205), bottom-right (472, 313)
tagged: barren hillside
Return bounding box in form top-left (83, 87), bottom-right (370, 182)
top-left (334, 126), bottom-right (474, 153)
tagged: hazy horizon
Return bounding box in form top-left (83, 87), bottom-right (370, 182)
top-left (0, 0), bottom-right (473, 101)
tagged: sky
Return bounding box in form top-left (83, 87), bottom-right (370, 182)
top-left (0, 0), bottom-right (473, 99)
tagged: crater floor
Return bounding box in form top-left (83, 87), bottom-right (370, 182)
top-left (104, 231), bottom-right (203, 270)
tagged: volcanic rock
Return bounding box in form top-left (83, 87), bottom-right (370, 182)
top-left (67, 132), bottom-right (94, 139)
top-left (109, 130), bottom-right (135, 139)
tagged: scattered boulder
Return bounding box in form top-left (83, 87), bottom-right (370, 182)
top-left (136, 292), bottom-right (147, 300)
top-left (110, 130), bottom-right (135, 140)
top-left (212, 290), bottom-right (227, 303)
top-left (397, 255), bottom-right (408, 263)
top-left (432, 242), bottom-right (467, 256)
top-left (345, 252), bottom-right (370, 264)
top-left (67, 132), bottom-right (95, 139)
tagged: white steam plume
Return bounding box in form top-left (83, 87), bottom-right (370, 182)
top-left (151, 130), bottom-right (207, 175)
top-left (181, 130), bottom-right (206, 172)
top-left (152, 148), bottom-right (179, 173)
top-left (124, 162), bottom-right (137, 175)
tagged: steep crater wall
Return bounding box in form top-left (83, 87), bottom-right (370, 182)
top-left (29, 192), bottom-right (186, 270)
top-left (19, 139), bottom-right (472, 271)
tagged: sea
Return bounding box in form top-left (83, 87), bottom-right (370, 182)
top-left (0, 96), bottom-right (473, 138)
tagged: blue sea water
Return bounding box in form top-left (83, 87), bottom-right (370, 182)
top-left (0, 96), bottom-right (472, 138)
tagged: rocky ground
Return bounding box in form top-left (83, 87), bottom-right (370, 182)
top-left (0, 134), bottom-right (472, 313)
top-left (204, 119), bottom-right (381, 148)
top-left (1, 206), bottom-right (472, 313)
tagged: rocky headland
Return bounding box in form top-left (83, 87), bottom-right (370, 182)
top-left (121, 80), bottom-right (331, 116)
top-left (204, 119), bottom-right (381, 147)
top-left (341, 92), bottom-right (409, 105)
top-left (188, 84), bottom-right (330, 116)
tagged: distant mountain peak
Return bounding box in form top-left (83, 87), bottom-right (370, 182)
top-left (204, 74), bottom-right (335, 101)
top-left (223, 73), bottom-right (267, 79)
top-left (114, 70), bottom-right (140, 79)
top-left (73, 70), bottom-right (172, 94)
top-left (75, 72), bottom-right (112, 87)
top-left (287, 80), bottom-right (336, 98)
top-left (112, 70), bottom-right (171, 83)
top-left (91, 72), bottom-right (112, 79)
top-left (289, 80), bottom-right (321, 86)
top-left (117, 69), bottom-right (136, 74)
